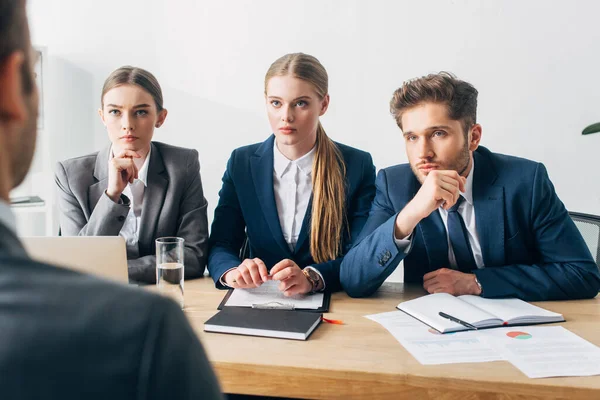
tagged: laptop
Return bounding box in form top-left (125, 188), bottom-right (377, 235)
top-left (21, 236), bottom-right (129, 284)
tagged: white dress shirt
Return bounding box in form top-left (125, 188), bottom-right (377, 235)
top-left (109, 146), bottom-right (151, 259)
top-left (396, 162), bottom-right (484, 269)
top-left (273, 142), bottom-right (315, 252)
top-left (272, 143), bottom-right (325, 286)
top-left (0, 200), bottom-right (17, 234)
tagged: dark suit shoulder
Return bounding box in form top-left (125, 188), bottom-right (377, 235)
top-left (0, 255), bottom-right (189, 396)
top-left (478, 147), bottom-right (541, 183)
top-left (334, 141), bottom-right (372, 161)
top-left (225, 140), bottom-right (270, 172)
top-left (4, 256), bottom-right (173, 317)
top-left (379, 163), bottom-right (413, 180)
top-left (231, 141), bottom-right (264, 159)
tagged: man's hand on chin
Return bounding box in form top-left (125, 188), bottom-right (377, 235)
top-left (422, 268), bottom-right (482, 296)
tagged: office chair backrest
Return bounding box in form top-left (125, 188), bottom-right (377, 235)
top-left (239, 234), bottom-right (250, 260)
top-left (569, 212), bottom-right (600, 270)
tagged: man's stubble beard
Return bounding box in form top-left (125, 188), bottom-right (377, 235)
top-left (410, 140), bottom-right (471, 185)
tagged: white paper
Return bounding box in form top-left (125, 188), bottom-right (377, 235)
top-left (225, 280), bottom-right (324, 309)
top-left (478, 326), bottom-right (600, 378)
top-left (365, 311), bottom-right (503, 365)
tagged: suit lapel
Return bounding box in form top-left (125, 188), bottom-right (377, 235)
top-left (293, 195), bottom-right (313, 255)
top-left (402, 174), bottom-right (447, 271)
top-left (88, 145), bottom-right (111, 215)
top-left (473, 149), bottom-right (505, 267)
top-left (250, 136), bottom-right (291, 256)
top-left (139, 143), bottom-right (168, 256)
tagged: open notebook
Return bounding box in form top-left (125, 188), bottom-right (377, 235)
top-left (397, 293), bottom-right (564, 333)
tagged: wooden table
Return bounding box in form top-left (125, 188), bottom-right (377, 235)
top-left (180, 277), bottom-right (600, 400)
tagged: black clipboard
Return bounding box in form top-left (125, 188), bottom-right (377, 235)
top-left (217, 288), bottom-right (330, 313)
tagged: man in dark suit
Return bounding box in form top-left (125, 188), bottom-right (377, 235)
top-left (340, 72), bottom-right (600, 301)
top-left (0, 1), bottom-right (222, 398)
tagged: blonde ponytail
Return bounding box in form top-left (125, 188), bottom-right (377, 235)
top-left (265, 53), bottom-right (347, 263)
top-left (310, 123), bottom-right (347, 263)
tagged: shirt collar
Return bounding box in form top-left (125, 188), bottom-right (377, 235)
top-left (110, 145), bottom-right (151, 187)
top-left (0, 199), bottom-right (17, 234)
top-left (461, 159), bottom-right (475, 205)
top-left (273, 141), bottom-right (316, 178)
top-left (137, 146), bottom-right (151, 187)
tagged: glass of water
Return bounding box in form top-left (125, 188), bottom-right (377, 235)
top-left (156, 237), bottom-right (185, 309)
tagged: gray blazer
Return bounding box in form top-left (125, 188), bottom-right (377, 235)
top-left (55, 141), bottom-right (208, 283)
top-left (0, 222), bottom-right (222, 399)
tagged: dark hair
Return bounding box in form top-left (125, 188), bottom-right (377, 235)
top-left (390, 71), bottom-right (478, 134)
top-left (101, 66), bottom-right (164, 111)
top-left (0, 0), bottom-right (34, 94)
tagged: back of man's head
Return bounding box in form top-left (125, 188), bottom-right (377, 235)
top-left (390, 71), bottom-right (478, 135)
top-left (0, 0), bottom-right (33, 93)
top-left (0, 0), bottom-right (38, 195)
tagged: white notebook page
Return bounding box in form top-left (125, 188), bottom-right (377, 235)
top-left (225, 280), bottom-right (324, 309)
top-left (398, 293), bottom-right (500, 332)
top-left (458, 295), bottom-right (563, 323)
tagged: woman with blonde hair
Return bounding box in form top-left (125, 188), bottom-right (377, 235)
top-left (208, 53), bottom-right (375, 295)
top-left (56, 66), bottom-right (209, 283)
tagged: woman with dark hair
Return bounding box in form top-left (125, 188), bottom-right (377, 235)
top-left (55, 66), bottom-right (209, 283)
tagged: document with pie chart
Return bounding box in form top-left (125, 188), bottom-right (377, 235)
top-left (478, 326), bottom-right (600, 378)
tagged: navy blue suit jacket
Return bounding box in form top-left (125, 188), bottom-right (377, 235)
top-left (340, 146), bottom-right (600, 300)
top-left (208, 135), bottom-right (376, 291)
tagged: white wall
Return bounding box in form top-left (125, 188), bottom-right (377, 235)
top-left (27, 0), bottom-right (600, 225)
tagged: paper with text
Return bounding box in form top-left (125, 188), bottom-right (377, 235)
top-left (365, 311), bottom-right (503, 365)
top-left (225, 280), bottom-right (324, 309)
top-left (478, 326), bottom-right (600, 378)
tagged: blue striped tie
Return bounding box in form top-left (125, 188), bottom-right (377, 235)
top-left (447, 196), bottom-right (477, 273)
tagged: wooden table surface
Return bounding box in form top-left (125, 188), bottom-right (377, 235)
top-left (177, 277), bottom-right (600, 400)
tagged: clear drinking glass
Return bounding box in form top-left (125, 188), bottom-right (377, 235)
top-left (156, 237), bottom-right (185, 309)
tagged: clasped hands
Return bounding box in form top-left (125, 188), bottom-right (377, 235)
top-left (223, 258), bottom-right (312, 296)
top-left (423, 268), bottom-right (482, 296)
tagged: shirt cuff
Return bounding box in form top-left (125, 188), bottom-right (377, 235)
top-left (304, 266), bottom-right (326, 292)
top-left (219, 267), bottom-right (237, 288)
top-left (393, 231), bottom-right (413, 254)
top-left (104, 190), bottom-right (130, 206)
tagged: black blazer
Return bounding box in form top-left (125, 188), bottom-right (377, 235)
top-left (0, 222), bottom-right (222, 399)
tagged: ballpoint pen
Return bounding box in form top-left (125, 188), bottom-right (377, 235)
top-left (438, 311), bottom-right (478, 330)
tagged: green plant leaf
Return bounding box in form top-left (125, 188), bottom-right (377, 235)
top-left (582, 122), bottom-right (600, 135)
